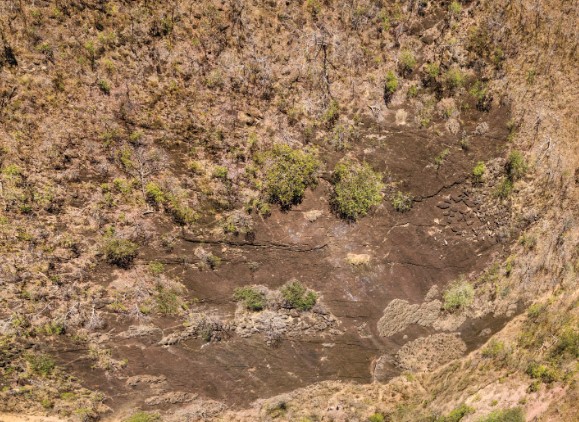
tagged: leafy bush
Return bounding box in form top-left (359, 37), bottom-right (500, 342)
top-left (443, 280), bottom-right (474, 312)
top-left (444, 403), bottom-right (474, 422)
top-left (505, 151), bottom-right (527, 180)
top-left (331, 159), bottom-right (384, 220)
top-left (472, 161), bottom-right (486, 183)
top-left (145, 182), bottom-right (165, 205)
top-left (482, 339), bottom-right (506, 359)
top-left (123, 411), bottom-right (161, 422)
top-left (322, 99), bottom-right (340, 127)
top-left (445, 67), bottom-right (466, 91)
top-left (384, 70), bottom-right (399, 103)
top-left (281, 280), bottom-right (317, 311)
top-left (478, 408), bottom-right (524, 422)
top-left (263, 144), bottom-right (320, 209)
top-left (233, 286), bottom-right (266, 311)
top-left (526, 362), bottom-right (558, 383)
top-left (399, 50), bottom-right (416, 76)
top-left (155, 286), bottom-right (186, 315)
top-left (449, 1), bottom-right (462, 16)
top-left (98, 79), bottom-right (111, 95)
top-left (103, 238), bottom-right (139, 268)
top-left (26, 353), bottom-right (56, 377)
top-left (495, 178), bottom-right (513, 199)
top-left (391, 191), bottom-right (413, 212)
top-left (368, 413), bottom-right (385, 422)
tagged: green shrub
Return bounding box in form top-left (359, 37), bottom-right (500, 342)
top-left (26, 353), bottom-right (56, 377)
top-left (444, 403), bottom-right (474, 422)
top-left (482, 339), bottom-right (506, 359)
top-left (103, 238), bottom-right (139, 268)
top-left (478, 407), bottom-right (524, 422)
top-left (552, 325), bottom-right (579, 358)
top-left (331, 159), bottom-right (384, 220)
top-left (384, 70), bottom-right (399, 103)
top-left (166, 194), bottom-right (196, 225)
top-left (368, 413), bottom-right (385, 422)
top-left (495, 178), bottom-right (513, 199)
top-left (443, 280), bottom-right (474, 312)
top-left (472, 161), bottom-right (487, 183)
top-left (155, 286), bottom-right (185, 315)
top-left (263, 144), bottom-right (320, 209)
top-left (424, 62), bottom-right (440, 80)
top-left (145, 182), bottom-right (165, 205)
top-left (233, 286), bottom-right (266, 311)
top-left (399, 50), bottom-right (416, 76)
top-left (213, 166), bottom-right (229, 180)
top-left (506, 151), bottom-right (527, 180)
top-left (472, 161), bottom-right (486, 183)
top-left (449, 1), bottom-right (462, 16)
top-left (148, 261), bottom-right (165, 276)
top-left (434, 148), bottom-right (451, 168)
top-left (322, 99), bottom-right (340, 127)
top-left (526, 362), bottom-right (558, 383)
top-left (391, 191), bottom-right (413, 212)
top-left (281, 280), bottom-right (317, 311)
top-left (123, 411), bottom-right (161, 422)
top-left (445, 68), bottom-right (466, 91)
top-left (98, 79), bottom-right (111, 95)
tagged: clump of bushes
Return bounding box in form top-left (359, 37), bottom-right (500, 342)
top-left (444, 67), bottom-right (466, 92)
top-left (391, 191), bottom-right (413, 212)
top-left (155, 286), bottom-right (186, 315)
top-left (330, 159), bottom-right (384, 220)
top-left (443, 279), bottom-right (474, 312)
top-left (233, 286), bottom-right (266, 311)
top-left (103, 237), bottom-right (139, 268)
top-left (384, 70), bottom-right (399, 104)
top-left (262, 144), bottom-right (320, 209)
top-left (281, 280), bottom-right (317, 311)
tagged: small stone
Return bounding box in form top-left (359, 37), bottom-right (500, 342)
top-left (437, 203), bottom-right (450, 209)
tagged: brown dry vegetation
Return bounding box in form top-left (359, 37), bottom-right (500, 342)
top-left (0, 0), bottom-right (577, 421)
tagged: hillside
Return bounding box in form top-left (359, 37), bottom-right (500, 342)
top-left (0, 0), bottom-right (577, 421)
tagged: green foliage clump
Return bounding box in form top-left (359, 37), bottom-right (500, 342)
top-left (443, 280), bottom-right (474, 312)
top-left (145, 182), bottom-right (165, 205)
top-left (103, 238), bottom-right (139, 268)
top-left (368, 413), bottom-right (385, 422)
top-left (148, 261), bottom-right (165, 276)
top-left (384, 70), bottom-right (399, 103)
top-left (155, 286), bottom-right (186, 315)
top-left (505, 151), bottom-right (527, 181)
top-left (331, 159), bottom-right (384, 220)
top-left (391, 191), bottom-right (413, 212)
top-left (478, 407), bottom-right (524, 422)
top-left (552, 325), bottom-right (579, 358)
top-left (441, 403), bottom-right (474, 422)
top-left (263, 144), bottom-right (320, 209)
top-left (233, 286), bottom-right (266, 311)
top-left (123, 411), bottom-right (161, 422)
top-left (213, 166), bottom-right (229, 180)
top-left (449, 1), bottom-right (462, 16)
top-left (470, 81), bottom-right (491, 111)
top-left (482, 339), bottom-right (506, 359)
top-left (445, 68), bottom-right (466, 91)
top-left (424, 62), bottom-right (440, 80)
top-left (322, 99), bottom-right (340, 127)
top-left (281, 280), bottom-right (317, 311)
top-left (26, 353), bottom-right (56, 377)
top-left (495, 178), bottom-right (513, 199)
top-left (399, 50), bottom-right (416, 76)
top-left (434, 148), bottom-right (451, 169)
top-left (166, 194), bottom-right (197, 225)
top-left (98, 79), bottom-right (111, 95)
top-left (526, 362), bottom-right (558, 383)
top-left (472, 161), bottom-right (486, 183)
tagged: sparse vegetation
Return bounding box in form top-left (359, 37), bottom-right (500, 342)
top-left (123, 412), bottom-right (161, 422)
top-left (384, 70), bottom-right (399, 103)
top-left (331, 159), bottom-right (384, 220)
top-left (478, 408), bottom-right (524, 422)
